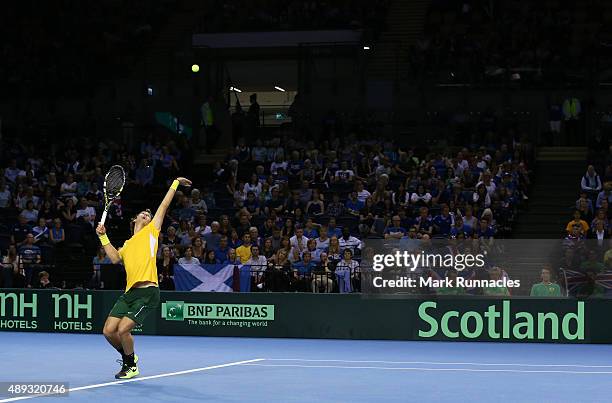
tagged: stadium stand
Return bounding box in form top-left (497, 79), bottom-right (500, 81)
top-left (0, 103), bottom-right (534, 293)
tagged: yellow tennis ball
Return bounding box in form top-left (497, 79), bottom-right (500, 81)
top-left (191, 64), bottom-right (200, 73)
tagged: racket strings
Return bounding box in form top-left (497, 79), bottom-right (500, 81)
top-left (105, 166), bottom-right (125, 197)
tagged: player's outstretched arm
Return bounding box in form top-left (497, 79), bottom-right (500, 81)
top-left (152, 177), bottom-right (192, 230)
top-left (96, 224), bottom-right (122, 264)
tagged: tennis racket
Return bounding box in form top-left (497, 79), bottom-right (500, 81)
top-left (99, 165), bottom-right (126, 225)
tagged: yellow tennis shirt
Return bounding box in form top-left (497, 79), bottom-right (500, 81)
top-left (119, 222), bottom-right (160, 291)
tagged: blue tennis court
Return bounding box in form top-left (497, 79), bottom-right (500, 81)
top-left (1, 332), bottom-right (611, 402)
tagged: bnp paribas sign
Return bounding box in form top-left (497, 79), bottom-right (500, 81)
top-left (161, 301), bottom-right (274, 328)
top-left (417, 301), bottom-right (584, 342)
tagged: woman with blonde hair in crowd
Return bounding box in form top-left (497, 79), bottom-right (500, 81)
top-left (267, 249), bottom-right (291, 291)
top-left (327, 236), bottom-right (342, 265)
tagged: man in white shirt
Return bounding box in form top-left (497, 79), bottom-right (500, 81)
top-left (194, 215), bottom-right (211, 237)
top-left (60, 174), bottom-right (78, 197)
top-left (334, 161), bottom-right (354, 183)
top-left (476, 172), bottom-right (496, 197)
top-left (315, 227), bottom-right (330, 252)
top-left (189, 189), bottom-right (208, 214)
top-left (4, 160), bottom-right (25, 183)
top-left (270, 155), bottom-right (288, 175)
top-left (246, 245), bottom-right (268, 275)
top-left (581, 165), bottom-right (602, 195)
top-left (454, 151), bottom-right (469, 176)
top-left (290, 227), bottom-right (309, 254)
top-left (178, 247), bottom-right (200, 265)
top-left (355, 180), bottom-right (371, 203)
top-left (76, 197), bottom-right (96, 226)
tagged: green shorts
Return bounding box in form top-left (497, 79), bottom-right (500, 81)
top-left (109, 286), bottom-right (160, 325)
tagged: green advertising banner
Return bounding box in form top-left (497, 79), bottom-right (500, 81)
top-left (1, 289), bottom-right (612, 343)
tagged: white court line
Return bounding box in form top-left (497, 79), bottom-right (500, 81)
top-left (0, 358), bottom-right (264, 403)
top-left (264, 358), bottom-right (612, 368)
top-left (243, 363), bottom-right (612, 375)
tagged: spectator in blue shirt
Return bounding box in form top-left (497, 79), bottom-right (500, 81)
top-left (176, 199), bottom-right (197, 222)
top-left (384, 215), bottom-right (406, 240)
top-left (215, 236), bottom-right (231, 262)
top-left (327, 217), bottom-right (342, 238)
top-left (203, 221), bottom-right (221, 250)
top-left (345, 191), bottom-right (364, 216)
top-left (433, 204), bottom-right (453, 237)
top-left (450, 216), bottom-right (470, 238)
top-left (292, 251), bottom-right (316, 275)
top-left (291, 251), bottom-right (316, 292)
top-left (243, 191), bottom-right (260, 215)
top-left (228, 230), bottom-right (242, 250)
top-left (303, 218), bottom-right (319, 239)
top-left (477, 218), bottom-right (495, 239)
top-left (303, 239), bottom-right (322, 262)
top-left (499, 172), bottom-right (518, 193)
top-left (596, 188), bottom-right (612, 209)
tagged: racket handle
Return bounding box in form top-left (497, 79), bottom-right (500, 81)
top-left (99, 210), bottom-right (108, 226)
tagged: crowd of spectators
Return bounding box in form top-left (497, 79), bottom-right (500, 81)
top-left (0, 133), bottom-right (187, 289)
top-left (0, 104), bottom-right (538, 294)
top-left (147, 127), bottom-right (533, 294)
top-left (1, 0), bottom-right (176, 98)
top-left (413, 0), bottom-right (612, 84)
top-left (562, 132), bottom-right (612, 297)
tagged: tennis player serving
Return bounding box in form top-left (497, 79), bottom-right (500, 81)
top-left (96, 176), bottom-right (192, 379)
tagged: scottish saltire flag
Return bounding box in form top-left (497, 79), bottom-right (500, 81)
top-left (174, 264), bottom-right (253, 292)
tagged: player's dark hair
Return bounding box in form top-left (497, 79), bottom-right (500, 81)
top-left (130, 209), bottom-right (153, 232)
